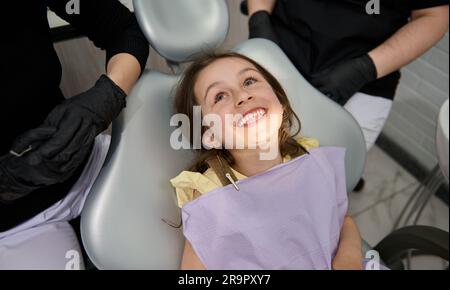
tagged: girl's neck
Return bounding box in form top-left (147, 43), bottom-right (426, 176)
top-left (230, 147), bottom-right (283, 177)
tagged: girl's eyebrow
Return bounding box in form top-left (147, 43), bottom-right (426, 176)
top-left (203, 67), bottom-right (259, 101)
top-left (238, 67), bottom-right (259, 76)
top-left (204, 81), bottom-right (222, 101)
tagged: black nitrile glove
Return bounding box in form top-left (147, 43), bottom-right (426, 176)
top-left (0, 75), bottom-right (126, 202)
top-left (1, 127), bottom-right (57, 202)
top-left (310, 54), bottom-right (377, 105)
top-left (248, 10), bottom-right (280, 45)
top-left (39, 74), bottom-right (126, 159)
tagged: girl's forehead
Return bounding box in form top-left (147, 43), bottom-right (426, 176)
top-left (202, 57), bottom-right (256, 76)
top-left (194, 57), bottom-right (258, 97)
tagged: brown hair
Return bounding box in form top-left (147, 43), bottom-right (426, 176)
top-left (174, 52), bottom-right (307, 174)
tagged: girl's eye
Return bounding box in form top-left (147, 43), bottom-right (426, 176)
top-left (214, 93), bottom-right (225, 104)
top-left (243, 77), bottom-right (257, 87)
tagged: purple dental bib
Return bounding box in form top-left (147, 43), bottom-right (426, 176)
top-left (181, 147), bottom-right (348, 270)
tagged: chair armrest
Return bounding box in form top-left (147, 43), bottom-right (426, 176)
top-left (374, 225), bottom-right (449, 268)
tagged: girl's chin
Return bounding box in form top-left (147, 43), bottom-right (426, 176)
top-left (231, 135), bottom-right (280, 149)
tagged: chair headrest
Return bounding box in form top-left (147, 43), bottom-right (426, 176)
top-left (134, 0), bottom-right (229, 63)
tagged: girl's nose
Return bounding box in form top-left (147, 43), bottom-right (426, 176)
top-left (235, 95), bottom-right (255, 107)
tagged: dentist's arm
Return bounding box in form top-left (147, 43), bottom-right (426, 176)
top-left (106, 52), bottom-right (141, 95)
top-left (311, 5), bottom-right (449, 105)
top-left (247, 0), bottom-right (277, 15)
top-left (0, 0), bottom-right (149, 202)
top-left (368, 5), bottom-right (449, 79)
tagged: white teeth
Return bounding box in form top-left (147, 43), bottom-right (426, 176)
top-left (237, 108), bottom-right (266, 127)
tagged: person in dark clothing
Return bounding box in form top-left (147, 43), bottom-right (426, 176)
top-left (245, 0), bottom-right (448, 150)
top-left (0, 0), bottom-right (149, 269)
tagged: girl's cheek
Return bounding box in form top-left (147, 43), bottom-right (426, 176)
top-left (217, 104), bottom-right (232, 118)
top-left (206, 109), bottom-right (226, 132)
top-left (199, 101), bottom-right (211, 115)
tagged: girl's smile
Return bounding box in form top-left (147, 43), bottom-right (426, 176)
top-left (236, 107), bottom-right (267, 128)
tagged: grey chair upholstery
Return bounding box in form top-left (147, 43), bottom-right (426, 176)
top-left (134, 0), bottom-right (229, 63)
top-left (81, 0), bottom-right (230, 270)
top-left (81, 0), bottom-right (367, 269)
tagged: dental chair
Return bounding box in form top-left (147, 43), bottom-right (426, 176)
top-left (80, 0), bottom-right (449, 270)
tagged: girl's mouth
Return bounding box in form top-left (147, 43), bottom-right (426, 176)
top-left (237, 108), bottom-right (267, 128)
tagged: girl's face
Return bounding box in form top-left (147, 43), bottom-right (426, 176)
top-left (194, 57), bottom-right (283, 150)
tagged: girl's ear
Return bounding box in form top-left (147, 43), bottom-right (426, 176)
top-left (202, 129), bottom-right (222, 149)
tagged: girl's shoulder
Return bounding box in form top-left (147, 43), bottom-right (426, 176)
top-left (170, 168), bottom-right (223, 208)
top-left (296, 137), bottom-right (320, 151)
top-left (170, 166), bottom-right (248, 208)
top-left (170, 137), bottom-right (319, 208)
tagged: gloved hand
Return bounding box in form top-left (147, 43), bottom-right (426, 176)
top-left (0, 126), bottom-right (92, 202)
top-left (0, 75), bottom-right (126, 201)
top-left (310, 54), bottom-right (377, 105)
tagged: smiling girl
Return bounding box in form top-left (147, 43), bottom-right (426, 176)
top-left (170, 52), bottom-right (364, 270)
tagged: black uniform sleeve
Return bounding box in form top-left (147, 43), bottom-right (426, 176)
top-left (47, 0), bottom-right (149, 72)
top-left (248, 11), bottom-right (280, 45)
top-left (408, 0), bottom-right (449, 10)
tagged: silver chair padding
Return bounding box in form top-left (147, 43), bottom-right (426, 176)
top-left (134, 0), bottom-right (230, 63)
top-left (81, 71), bottom-right (190, 269)
top-left (81, 39), bottom-right (367, 269)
